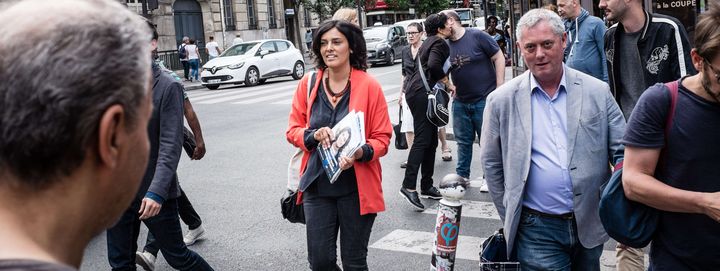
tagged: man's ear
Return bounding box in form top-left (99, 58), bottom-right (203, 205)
top-left (96, 105), bottom-right (126, 169)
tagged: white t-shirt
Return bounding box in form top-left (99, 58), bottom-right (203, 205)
top-left (186, 44), bottom-right (199, 60)
top-left (206, 41), bottom-right (220, 57)
top-left (232, 37), bottom-right (244, 45)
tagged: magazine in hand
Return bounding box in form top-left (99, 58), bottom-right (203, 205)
top-left (318, 111), bottom-right (365, 184)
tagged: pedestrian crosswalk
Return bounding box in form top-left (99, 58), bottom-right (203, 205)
top-left (369, 197), bottom-right (648, 270)
top-left (186, 80), bottom-right (402, 105)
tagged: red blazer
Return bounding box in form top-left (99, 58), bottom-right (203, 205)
top-left (286, 68), bottom-right (392, 215)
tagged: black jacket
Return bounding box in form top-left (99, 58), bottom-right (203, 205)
top-left (137, 63), bottom-right (184, 202)
top-left (405, 35), bottom-right (450, 100)
top-left (604, 11), bottom-right (696, 106)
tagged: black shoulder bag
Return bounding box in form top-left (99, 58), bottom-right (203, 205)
top-left (417, 55), bottom-right (449, 127)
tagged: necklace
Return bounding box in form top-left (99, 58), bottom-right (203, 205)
top-left (324, 70), bottom-right (351, 103)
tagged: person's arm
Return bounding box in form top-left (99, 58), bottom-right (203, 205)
top-left (183, 98), bottom-right (206, 160)
top-left (196, 47), bottom-right (202, 63)
top-left (594, 21), bottom-right (609, 83)
top-left (205, 47), bottom-right (210, 55)
top-left (623, 146), bottom-right (720, 221)
top-left (479, 93), bottom-right (507, 222)
top-left (490, 50), bottom-right (505, 86)
top-left (287, 75), bottom-right (314, 151)
top-left (426, 40), bottom-right (448, 83)
top-left (605, 86), bottom-right (625, 165)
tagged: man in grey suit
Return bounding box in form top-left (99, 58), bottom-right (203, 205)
top-left (480, 9), bottom-right (625, 270)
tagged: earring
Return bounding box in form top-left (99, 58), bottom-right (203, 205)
top-left (350, 50), bottom-right (354, 54)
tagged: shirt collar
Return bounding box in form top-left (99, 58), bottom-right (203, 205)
top-left (530, 67), bottom-right (568, 100)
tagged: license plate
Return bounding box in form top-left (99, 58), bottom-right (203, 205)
top-left (367, 53), bottom-right (372, 57)
top-left (208, 79), bottom-right (221, 84)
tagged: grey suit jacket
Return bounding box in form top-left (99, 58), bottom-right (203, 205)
top-left (136, 63), bottom-right (184, 202)
top-left (480, 67), bottom-right (625, 255)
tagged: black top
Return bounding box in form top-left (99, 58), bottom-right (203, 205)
top-left (404, 35), bottom-right (450, 101)
top-left (0, 259), bottom-right (76, 271)
top-left (622, 78), bottom-right (720, 270)
top-left (401, 45), bottom-right (416, 92)
top-left (299, 82), bottom-right (357, 197)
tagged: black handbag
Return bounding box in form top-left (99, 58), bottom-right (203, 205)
top-left (417, 56), bottom-right (449, 127)
top-left (598, 80), bottom-right (679, 248)
top-left (393, 107), bottom-right (408, 150)
top-left (182, 127), bottom-right (196, 158)
top-left (479, 229), bottom-right (519, 271)
top-left (281, 189), bottom-right (305, 224)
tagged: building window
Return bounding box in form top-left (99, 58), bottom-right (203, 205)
top-left (223, 0), bottom-right (236, 30)
top-left (303, 7), bottom-right (311, 27)
top-left (267, 0), bottom-right (277, 29)
top-left (247, 0), bottom-right (258, 30)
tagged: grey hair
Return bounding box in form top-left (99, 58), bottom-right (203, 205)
top-left (515, 8), bottom-right (565, 42)
top-left (0, 0), bottom-right (151, 187)
top-left (183, 36), bottom-right (190, 42)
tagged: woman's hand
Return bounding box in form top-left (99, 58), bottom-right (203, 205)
top-left (339, 148), bottom-right (363, 170)
top-left (313, 127), bottom-right (334, 148)
top-left (447, 83), bottom-right (456, 97)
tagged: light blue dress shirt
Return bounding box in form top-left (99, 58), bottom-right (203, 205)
top-left (523, 70), bottom-right (574, 215)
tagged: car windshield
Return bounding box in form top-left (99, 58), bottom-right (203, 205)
top-left (457, 10), bottom-right (472, 21)
top-left (363, 27), bottom-right (387, 41)
top-left (220, 42), bottom-right (259, 57)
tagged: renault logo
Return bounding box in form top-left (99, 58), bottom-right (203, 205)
top-left (211, 66), bottom-right (218, 74)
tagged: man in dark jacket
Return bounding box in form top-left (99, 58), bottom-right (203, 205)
top-left (106, 22), bottom-right (214, 271)
top-left (600, 0), bottom-right (696, 118)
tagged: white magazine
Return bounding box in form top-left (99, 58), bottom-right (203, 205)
top-left (318, 111), bottom-right (365, 184)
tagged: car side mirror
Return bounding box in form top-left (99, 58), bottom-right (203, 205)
top-left (260, 49), bottom-right (270, 57)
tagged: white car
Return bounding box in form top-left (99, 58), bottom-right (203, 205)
top-left (200, 39), bottom-right (305, 90)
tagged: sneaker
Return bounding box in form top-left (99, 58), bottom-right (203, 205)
top-left (420, 187), bottom-right (443, 200)
top-left (399, 188), bottom-right (425, 211)
top-left (135, 251), bottom-right (155, 271)
top-left (478, 177), bottom-right (489, 193)
top-left (400, 161), bottom-right (407, 168)
top-left (183, 225), bottom-right (205, 246)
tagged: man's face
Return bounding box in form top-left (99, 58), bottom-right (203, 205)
top-left (557, 0), bottom-right (576, 19)
top-left (518, 20), bottom-right (567, 83)
top-left (599, 0), bottom-right (628, 22)
top-left (445, 16), bottom-right (457, 37)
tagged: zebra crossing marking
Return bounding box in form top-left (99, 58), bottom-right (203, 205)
top-left (194, 85), bottom-right (296, 104)
top-left (422, 200), bottom-right (500, 220)
top-left (369, 229), bottom-right (483, 261)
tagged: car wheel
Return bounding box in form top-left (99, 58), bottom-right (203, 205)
top-left (206, 84), bottom-right (220, 90)
top-left (259, 79), bottom-right (267, 84)
top-left (387, 51), bottom-right (395, 65)
top-left (292, 61), bottom-right (305, 80)
top-left (245, 67), bottom-right (260, 87)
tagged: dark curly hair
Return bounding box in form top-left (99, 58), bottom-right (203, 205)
top-left (312, 20), bottom-right (368, 71)
top-left (424, 13), bottom-right (449, 36)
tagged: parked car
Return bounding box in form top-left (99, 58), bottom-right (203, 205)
top-left (200, 39), bottom-right (305, 90)
top-left (363, 25), bottom-right (407, 66)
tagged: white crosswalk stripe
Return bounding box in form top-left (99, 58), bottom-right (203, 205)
top-left (370, 199), bottom-right (648, 270)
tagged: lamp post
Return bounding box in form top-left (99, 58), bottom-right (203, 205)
top-left (431, 174), bottom-right (469, 271)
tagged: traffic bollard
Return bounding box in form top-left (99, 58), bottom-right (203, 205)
top-left (431, 174), bottom-right (469, 271)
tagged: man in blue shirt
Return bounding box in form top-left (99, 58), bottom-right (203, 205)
top-left (480, 9), bottom-right (625, 270)
top-left (557, 0), bottom-right (608, 82)
top-left (441, 10), bottom-right (505, 190)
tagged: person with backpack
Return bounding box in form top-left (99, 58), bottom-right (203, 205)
top-left (621, 3), bottom-right (720, 269)
top-left (178, 36), bottom-right (190, 81)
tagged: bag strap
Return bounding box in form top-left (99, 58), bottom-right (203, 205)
top-left (417, 56), bottom-right (434, 95)
top-left (306, 71), bottom-right (317, 107)
top-left (663, 80), bottom-right (679, 137)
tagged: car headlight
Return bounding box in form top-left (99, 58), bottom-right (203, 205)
top-left (228, 62), bottom-right (245, 69)
top-left (376, 43), bottom-right (390, 50)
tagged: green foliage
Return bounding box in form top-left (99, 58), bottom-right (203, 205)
top-left (416, 0), bottom-right (451, 16)
top-left (384, 0), bottom-right (409, 10)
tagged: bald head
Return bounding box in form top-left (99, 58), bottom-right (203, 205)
top-left (557, 0), bottom-right (580, 20)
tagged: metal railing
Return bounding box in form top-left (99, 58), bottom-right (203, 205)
top-left (157, 49), bottom-right (210, 71)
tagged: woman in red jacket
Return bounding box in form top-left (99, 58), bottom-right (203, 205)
top-left (286, 20), bottom-right (392, 270)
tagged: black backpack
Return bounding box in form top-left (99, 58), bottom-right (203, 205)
top-left (178, 44), bottom-right (187, 59)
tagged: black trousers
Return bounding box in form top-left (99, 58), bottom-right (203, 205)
top-left (402, 92), bottom-right (438, 192)
top-left (144, 188), bottom-right (202, 256)
top-left (181, 60), bottom-right (190, 80)
top-left (304, 191), bottom-right (376, 271)
top-left (106, 198), bottom-right (213, 271)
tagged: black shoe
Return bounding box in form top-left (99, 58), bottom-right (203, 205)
top-left (420, 187), bottom-right (442, 200)
top-left (400, 161), bottom-right (407, 168)
top-left (399, 188), bottom-right (424, 211)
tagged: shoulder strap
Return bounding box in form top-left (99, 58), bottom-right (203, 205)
top-left (663, 79), bottom-right (679, 137)
top-left (306, 71), bottom-right (317, 107)
top-left (417, 56), bottom-right (433, 94)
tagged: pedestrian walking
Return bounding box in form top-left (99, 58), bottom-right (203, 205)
top-left (600, 0), bottom-right (696, 267)
top-left (398, 22), bottom-right (454, 169)
top-left (106, 22), bottom-right (214, 271)
top-left (232, 34), bottom-right (244, 45)
top-left (206, 36), bottom-right (222, 60)
top-left (179, 36), bottom-right (190, 81)
top-left (399, 13), bottom-right (453, 211)
top-left (286, 19), bottom-right (391, 271)
top-left (442, 10), bottom-right (505, 192)
top-left (0, 0), bottom-right (153, 269)
top-left (557, 0), bottom-right (608, 82)
top-left (622, 3), bottom-right (720, 269)
top-left (480, 9), bottom-right (625, 270)
top-left (305, 29), bottom-right (313, 53)
top-left (186, 38), bottom-right (202, 82)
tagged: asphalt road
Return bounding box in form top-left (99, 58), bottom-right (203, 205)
top-left (80, 63), bottom-right (633, 270)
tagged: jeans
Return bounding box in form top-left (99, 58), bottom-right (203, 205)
top-left (181, 60), bottom-right (190, 80)
top-left (515, 210), bottom-right (602, 271)
top-left (107, 198), bottom-right (213, 271)
top-left (452, 99), bottom-right (485, 178)
top-left (189, 59), bottom-right (200, 81)
top-left (402, 93), bottom-right (438, 191)
top-left (144, 188), bottom-right (203, 256)
top-left (304, 191), bottom-right (376, 271)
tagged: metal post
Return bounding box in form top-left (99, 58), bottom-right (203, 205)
top-left (431, 174), bottom-right (469, 271)
top-left (356, 0), bottom-right (363, 28)
top-left (220, 0), bottom-right (227, 48)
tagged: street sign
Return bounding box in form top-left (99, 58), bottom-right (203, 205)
top-left (285, 9), bottom-right (295, 15)
top-left (409, 8), bottom-right (415, 14)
